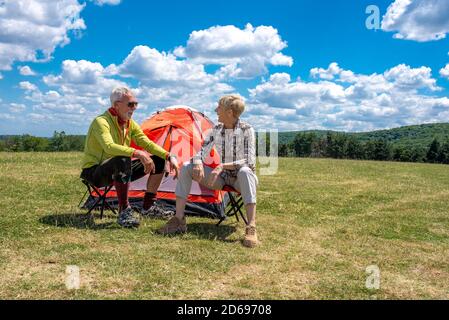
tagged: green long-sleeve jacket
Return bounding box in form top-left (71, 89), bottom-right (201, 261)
top-left (82, 110), bottom-right (168, 169)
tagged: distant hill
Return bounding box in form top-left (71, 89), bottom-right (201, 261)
top-left (278, 123), bottom-right (449, 148)
top-left (0, 135), bottom-right (21, 140)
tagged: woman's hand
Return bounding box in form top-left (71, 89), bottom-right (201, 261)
top-left (192, 163), bottom-right (205, 182)
top-left (204, 165), bottom-right (223, 188)
top-left (168, 155), bottom-right (179, 179)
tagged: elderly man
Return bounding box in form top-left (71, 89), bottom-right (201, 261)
top-left (157, 95), bottom-right (259, 248)
top-left (81, 87), bottom-right (179, 228)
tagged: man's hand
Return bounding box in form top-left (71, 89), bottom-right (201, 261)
top-left (168, 155), bottom-right (179, 179)
top-left (204, 165), bottom-right (222, 189)
top-left (192, 163), bottom-right (205, 182)
top-left (134, 150), bottom-right (155, 175)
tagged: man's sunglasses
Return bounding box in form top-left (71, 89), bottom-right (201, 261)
top-left (125, 101), bottom-right (139, 108)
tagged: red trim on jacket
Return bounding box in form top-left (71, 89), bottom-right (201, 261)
top-left (108, 107), bottom-right (128, 127)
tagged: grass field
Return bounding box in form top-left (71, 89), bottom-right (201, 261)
top-left (0, 152), bottom-right (448, 299)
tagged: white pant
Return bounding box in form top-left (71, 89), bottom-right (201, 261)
top-left (175, 162), bottom-right (258, 205)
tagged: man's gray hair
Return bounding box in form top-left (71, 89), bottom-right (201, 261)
top-left (110, 87), bottom-right (133, 106)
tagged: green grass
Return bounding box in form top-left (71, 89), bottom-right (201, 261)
top-left (0, 152), bottom-right (448, 299)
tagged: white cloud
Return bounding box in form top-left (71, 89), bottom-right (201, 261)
top-left (91, 0), bottom-right (121, 5)
top-left (114, 45), bottom-right (235, 116)
top-left (247, 62), bottom-right (448, 132)
top-left (249, 72), bottom-right (346, 110)
top-left (270, 53), bottom-right (293, 66)
top-left (0, 113), bottom-right (16, 121)
top-left (0, 0), bottom-right (86, 71)
top-left (24, 85), bottom-right (92, 120)
top-left (310, 62), bottom-right (343, 80)
top-left (310, 62), bottom-right (359, 83)
top-left (19, 59), bottom-right (130, 128)
top-left (19, 81), bottom-right (38, 91)
top-left (45, 60), bottom-right (105, 85)
top-left (43, 59), bottom-right (128, 96)
top-left (18, 65), bottom-right (37, 76)
top-left (21, 53), bottom-right (234, 133)
top-left (117, 45), bottom-right (222, 88)
top-left (383, 64), bottom-right (439, 91)
top-left (9, 103), bottom-right (26, 113)
top-left (440, 63), bottom-right (449, 79)
top-left (113, 45), bottom-right (236, 120)
top-left (175, 23), bottom-right (293, 79)
top-left (381, 0), bottom-right (449, 42)
top-left (135, 84), bottom-right (233, 117)
top-left (309, 62), bottom-right (437, 93)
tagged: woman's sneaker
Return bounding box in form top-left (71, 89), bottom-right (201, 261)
top-left (156, 216), bottom-right (187, 235)
top-left (117, 206), bottom-right (140, 228)
top-left (243, 226), bottom-right (259, 248)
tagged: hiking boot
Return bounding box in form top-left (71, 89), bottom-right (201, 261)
top-left (243, 225), bottom-right (258, 248)
top-left (117, 206), bottom-right (140, 228)
top-left (157, 216), bottom-right (187, 235)
top-left (140, 203), bottom-right (175, 219)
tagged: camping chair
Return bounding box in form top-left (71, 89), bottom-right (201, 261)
top-left (216, 185), bottom-right (248, 226)
top-left (79, 179), bottom-right (117, 219)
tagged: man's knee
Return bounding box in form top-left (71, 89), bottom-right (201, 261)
top-left (112, 156), bottom-right (131, 169)
top-left (111, 156), bottom-right (131, 182)
top-left (237, 166), bottom-right (258, 187)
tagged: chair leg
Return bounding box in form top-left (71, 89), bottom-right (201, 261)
top-left (227, 192), bottom-right (240, 222)
top-left (104, 200), bottom-right (117, 215)
top-left (78, 188), bottom-right (89, 208)
top-left (216, 218), bottom-right (225, 227)
top-left (104, 185), bottom-right (117, 215)
top-left (82, 181), bottom-right (118, 218)
top-left (226, 192), bottom-right (248, 225)
top-left (100, 195), bottom-right (105, 219)
top-left (87, 196), bottom-right (102, 215)
top-left (99, 185), bottom-right (114, 219)
top-left (85, 184), bottom-right (100, 215)
top-left (89, 185), bottom-right (110, 219)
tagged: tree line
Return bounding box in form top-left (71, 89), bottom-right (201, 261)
top-left (276, 132), bottom-right (449, 164)
top-left (2, 130), bottom-right (449, 165)
top-left (0, 131), bottom-right (85, 152)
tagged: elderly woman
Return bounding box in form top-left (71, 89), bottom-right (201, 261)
top-left (158, 95), bottom-right (259, 248)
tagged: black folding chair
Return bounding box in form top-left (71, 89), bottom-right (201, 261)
top-left (79, 179), bottom-right (117, 219)
top-left (216, 185), bottom-right (248, 226)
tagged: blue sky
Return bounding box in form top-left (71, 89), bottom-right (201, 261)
top-left (1, 0), bottom-right (449, 136)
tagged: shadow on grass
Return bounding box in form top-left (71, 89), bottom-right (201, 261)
top-left (39, 212), bottom-right (119, 230)
top-left (186, 222), bottom-right (238, 242)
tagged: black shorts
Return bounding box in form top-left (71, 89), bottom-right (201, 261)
top-left (80, 155), bottom-right (166, 187)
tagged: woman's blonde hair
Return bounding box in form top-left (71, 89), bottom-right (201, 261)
top-left (219, 95), bottom-right (245, 118)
